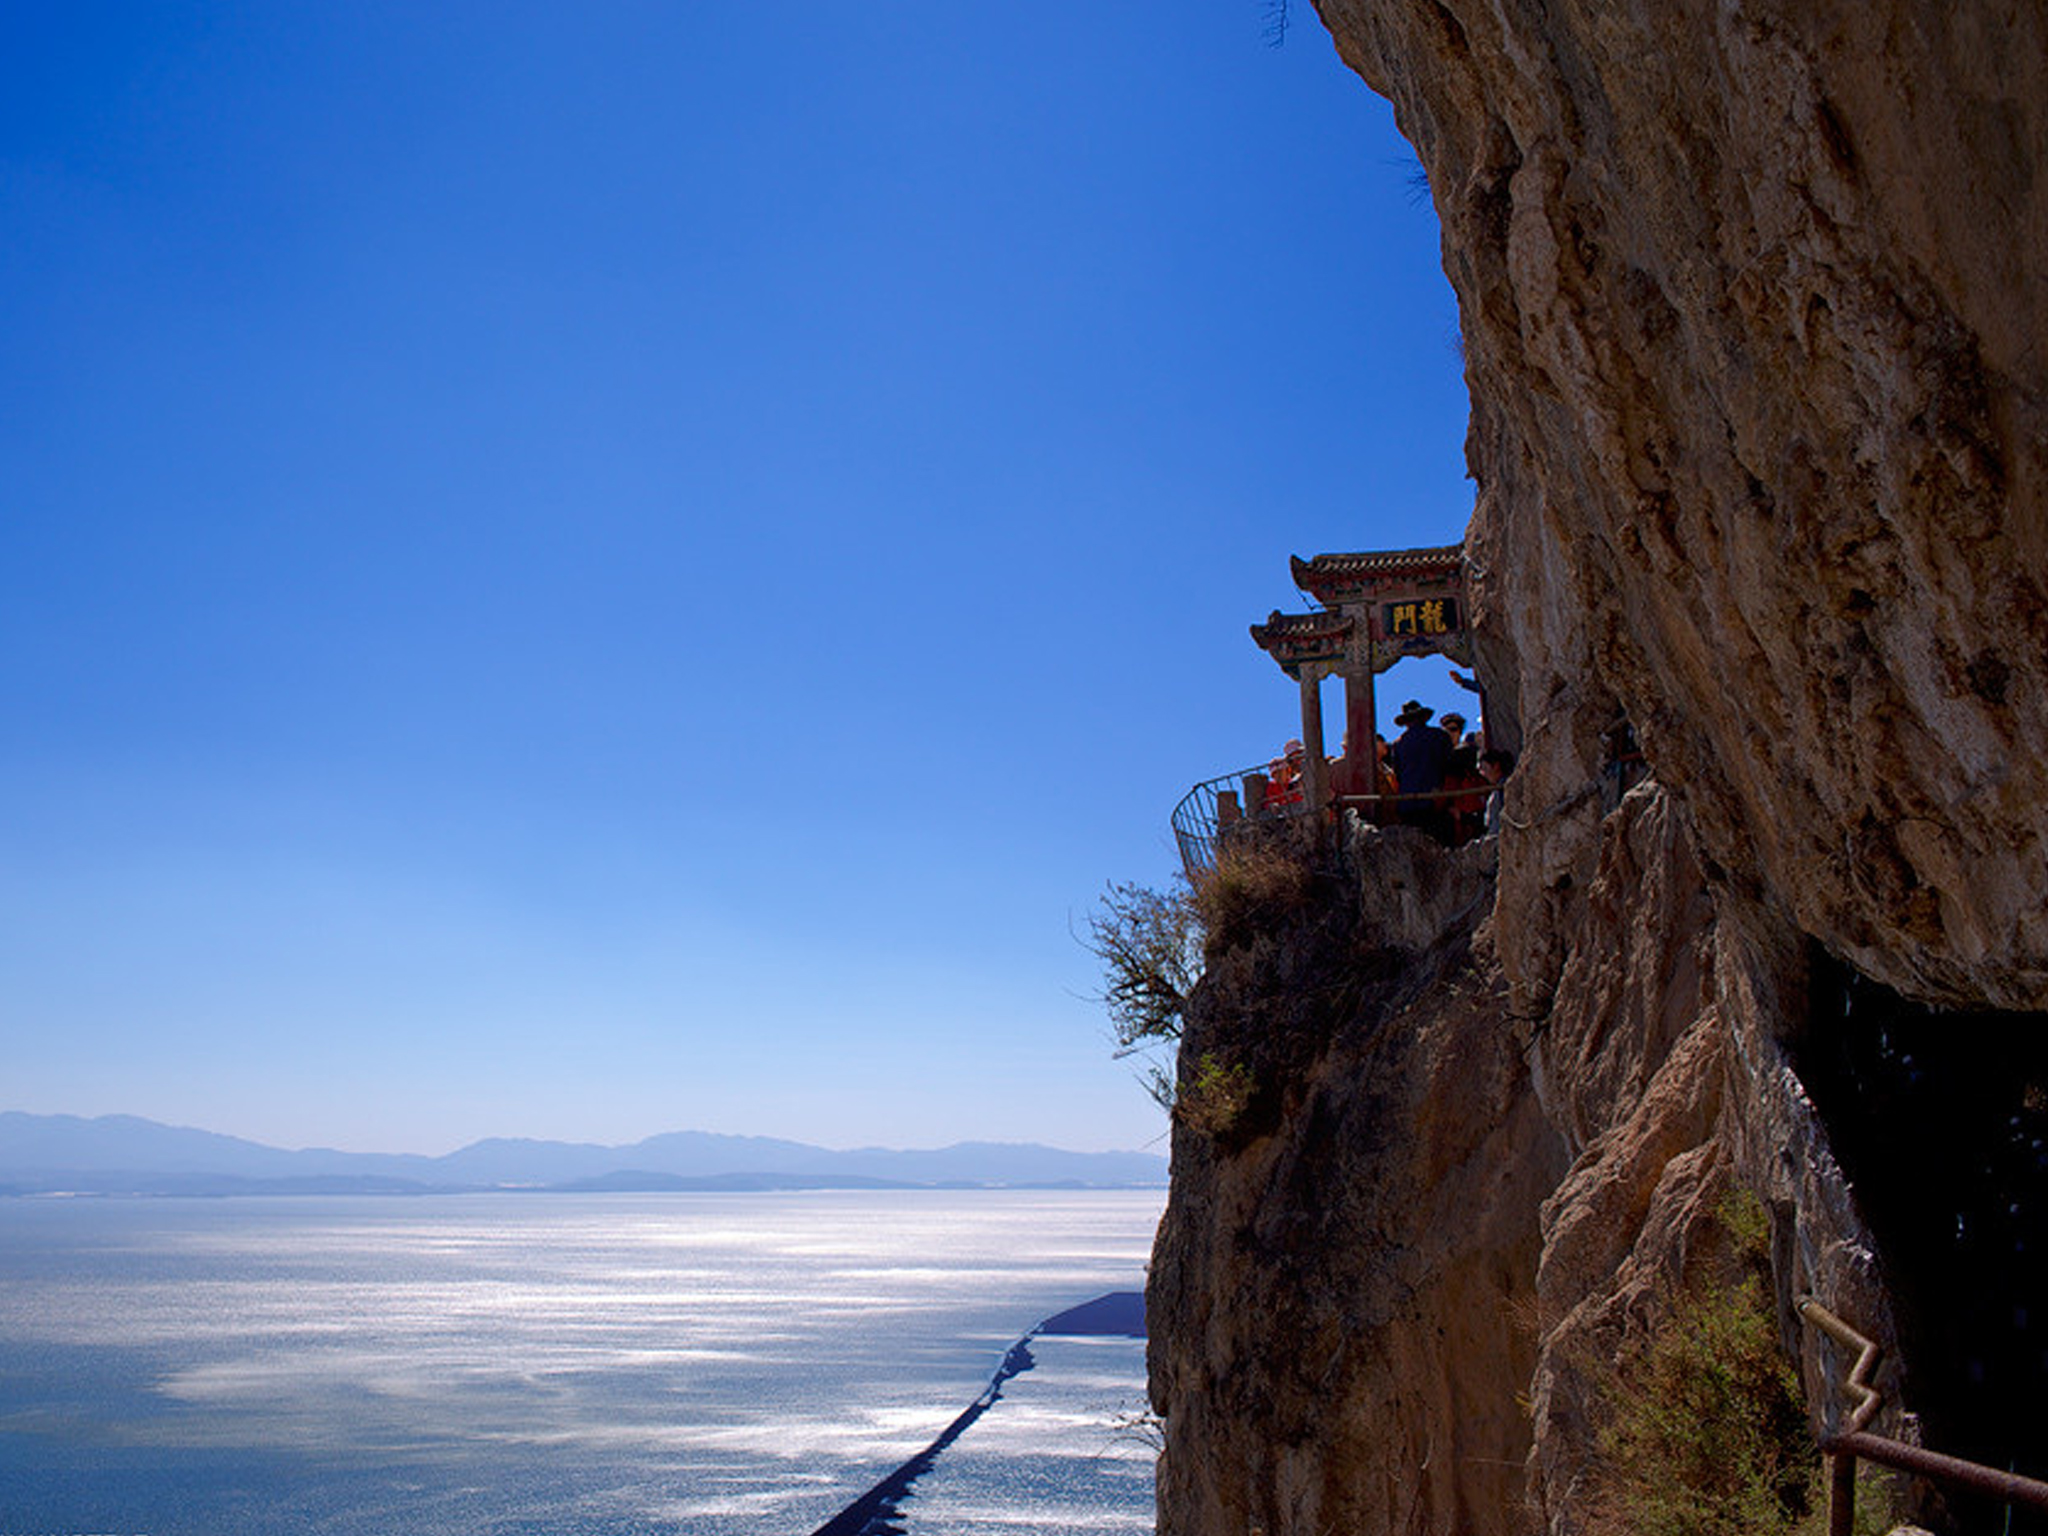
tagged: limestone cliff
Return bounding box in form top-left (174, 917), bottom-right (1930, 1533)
top-left (1152, 831), bottom-right (1563, 1534)
top-left (1149, 4), bottom-right (2047, 1533)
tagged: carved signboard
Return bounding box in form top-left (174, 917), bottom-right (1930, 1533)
top-left (1252, 546), bottom-right (1474, 676)
top-left (1382, 596), bottom-right (1460, 640)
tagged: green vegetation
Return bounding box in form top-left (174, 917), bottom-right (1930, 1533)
top-left (1087, 833), bottom-right (1318, 1117)
top-left (1596, 1270), bottom-right (1815, 1536)
top-left (1591, 1192), bottom-right (1890, 1536)
top-left (1174, 1053), bottom-right (1256, 1136)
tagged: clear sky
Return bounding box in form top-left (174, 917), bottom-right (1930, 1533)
top-left (1, 2), bottom-right (1471, 1155)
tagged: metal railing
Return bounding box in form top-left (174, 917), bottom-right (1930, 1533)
top-left (1171, 764), bottom-right (1300, 878)
top-left (1798, 1296), bottom-right (2048, 1533)
top-left (1171, 768), bottom-right (1487, 880)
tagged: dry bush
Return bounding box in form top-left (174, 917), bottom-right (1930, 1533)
top-left (1084, 879), bottom-right (1201, 1109)
top-left (1192, 833), bottom-right (1318, 957)
top-left (1593, 1272), bottom-right (1816, 1536)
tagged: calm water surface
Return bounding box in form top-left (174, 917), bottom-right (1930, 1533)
top-left (0, 1189), bottom-right (1163, 1535)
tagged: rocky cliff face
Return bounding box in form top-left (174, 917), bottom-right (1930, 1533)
top-left (1324, 0), bottom-right (2048, 1011)
top-left (1149, 3), bottom-right (2048, 1532)
top-left (1152, 831), bottom-right (1564, 1535)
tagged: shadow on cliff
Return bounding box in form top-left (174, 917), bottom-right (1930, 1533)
top-left (1794, 951), bottom-right (2048, 1528)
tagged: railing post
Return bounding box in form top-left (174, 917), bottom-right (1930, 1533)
top-left (1828, 1449), bottom-right (1857, 1536)
top-left (1243, 773), bottom-right (1268, 814)
top-left (1799, 1297), bottom-right (1879, 1536)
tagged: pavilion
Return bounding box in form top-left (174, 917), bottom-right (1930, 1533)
top-left (1171, 543), bottom-right (1486, 877)
top-left (1248, 543), bottom-right (1479, 818)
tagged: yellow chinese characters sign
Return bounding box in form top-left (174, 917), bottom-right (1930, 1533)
top-left (1382, 597), bottom-right (1459, 639)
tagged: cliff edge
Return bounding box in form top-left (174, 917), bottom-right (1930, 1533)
top-left (1149, 4), bottom-right (2047, 1532)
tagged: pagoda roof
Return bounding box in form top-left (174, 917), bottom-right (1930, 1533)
top-left (1248, 608), bottom-right (1355, 677)
top-left (1249, 608), bottom-right (1353, 644)
top-left (1291, 544), bottom-right (1465, 592)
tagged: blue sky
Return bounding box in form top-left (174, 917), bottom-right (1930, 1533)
top-left (1, 3), bottom-right (1470, 1155)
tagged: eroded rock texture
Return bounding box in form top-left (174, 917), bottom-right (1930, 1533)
top-left (1152, 794), bottom-right (1902, 1535)
top-left (1326, 0), bottom-right (2048, 1012)
top-left (1516, 782), bottom-right (1900, 1531)
top-left (1151, 3), bottom-right (2047, 1533)
top-left (1152, 830), bottom-right (1566, 1536)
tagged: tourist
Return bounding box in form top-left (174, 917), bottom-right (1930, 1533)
top-left (1480, 748), bottom-right (1516, 835)
top-left (1264, 739), bottom-right (1305, 811)
top-left (1366, 734), bottom-right (1397, 826)
top-left (1444, 738), bottom-right (1486, 844)
top-left (1283, 738), bottom-right (1307, 806)
top-left (1390, 700), bottom-right (1452, 841)
top-left (1328, 731), bottom-right (1354, 799)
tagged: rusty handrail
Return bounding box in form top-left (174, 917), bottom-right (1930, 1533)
top-left (1796, 1297), bottom-right (1883, 1433)
top-left (1796, 1295), bottom-right (2048, 1529)
top-left (1332, 786), bottom-right (1482, 808)
top-left (1825, 1432), bottom-right (2048, 1514)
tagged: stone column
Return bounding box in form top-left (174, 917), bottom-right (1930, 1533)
top-left (1298, 668), bottom-right (1329, 816)
top-left (1341, 668), bottom-right (1376, 800)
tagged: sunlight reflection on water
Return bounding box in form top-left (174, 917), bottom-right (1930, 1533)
top-left (0, 1190), bottom-right (1162, 1535)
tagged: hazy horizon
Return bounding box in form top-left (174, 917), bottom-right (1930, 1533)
top-left (2, 1106), bottom-right (1168, 1160)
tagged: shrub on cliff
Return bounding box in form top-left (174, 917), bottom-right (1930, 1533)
top-left (1595, 1270), bottom-right (1814, 1536)
top-left (1086, 879), bottom-right (1201, 1108)
top-left (1591, 1193), bottom-right (1890, 1536)
top-left (1172, 1052), bottom-right (1255, 1136)
top-left (1088, 830), bottom-right (1327, 1123)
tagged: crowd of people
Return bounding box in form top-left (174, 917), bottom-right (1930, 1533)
top-left (1257, 698), bottom-right (1516, 847)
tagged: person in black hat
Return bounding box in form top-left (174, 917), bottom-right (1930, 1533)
top-left (1390, 700), bottom-right (1453, 841)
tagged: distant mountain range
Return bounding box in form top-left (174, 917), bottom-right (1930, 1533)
top-left (0, 1112), bottom-right (1168, 1197)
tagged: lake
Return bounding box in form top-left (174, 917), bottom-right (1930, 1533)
top-left (0, 1188), bottom-right (1165, 1535)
